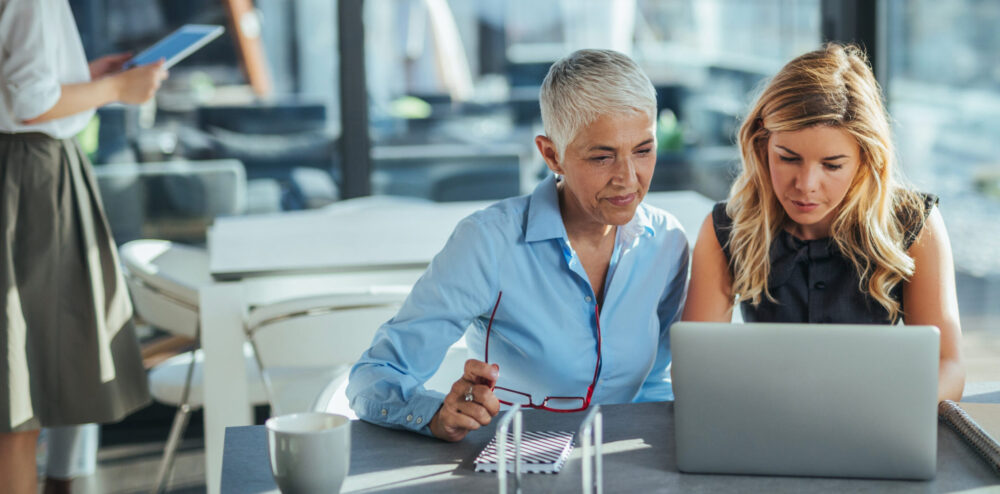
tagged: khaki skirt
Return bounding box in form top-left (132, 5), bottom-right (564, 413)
top-left (1, 132), bottom-right (150, 432)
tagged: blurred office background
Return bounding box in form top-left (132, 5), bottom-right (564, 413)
top-left (54, 0), bottom-right (1000, 491)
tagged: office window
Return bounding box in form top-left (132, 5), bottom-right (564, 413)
top-left (72, 0), bottom-right (343, 242)
top-left (76, 0), bottom-right (824, 231)
top-left (363, 0), bottom-right (820, 202)
top-left (885, 0), bottom-right (1000, 276)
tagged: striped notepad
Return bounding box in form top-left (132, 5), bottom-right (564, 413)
top-left (474, 430), bottom-right (575, 474)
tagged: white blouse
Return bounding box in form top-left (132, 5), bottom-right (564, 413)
top-left (0, 0), bottom-right (94, 139)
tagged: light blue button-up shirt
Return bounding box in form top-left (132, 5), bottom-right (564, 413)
top-left (347, 174), bottom-right (689, 435)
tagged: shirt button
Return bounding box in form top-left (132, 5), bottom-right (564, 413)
top-left (380, 408), bottom-right (388, 416)
top-left (415, 417), bottom-right (423, 424)
top-left (406, 414), bottom-right (413, 422)
top-left (585, 296), bottom-right (592, 302)
top-left (814, 281), bottom-right (826, 290)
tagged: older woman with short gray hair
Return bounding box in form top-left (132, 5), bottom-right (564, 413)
top-left (348, 49), bottom-right (689, 441)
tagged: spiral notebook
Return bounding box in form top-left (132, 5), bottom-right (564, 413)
top-left (938, 400), bottom-right (1000, 476)
top-left (474, 430), bottom-right (575, 474)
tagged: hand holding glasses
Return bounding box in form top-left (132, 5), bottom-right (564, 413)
top-left (428, 359), bottom-right (502, 442)
top-left (429, 290), bottom-right (603, 440)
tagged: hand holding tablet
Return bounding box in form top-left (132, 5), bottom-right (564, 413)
top-left (123, 24), bottom-right (225, 70)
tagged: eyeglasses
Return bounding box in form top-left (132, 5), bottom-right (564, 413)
top-left (482, 291), bottom-right (602, 413)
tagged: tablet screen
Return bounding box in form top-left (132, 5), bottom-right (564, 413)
top-left (124, 24), bottom-right (225, 70)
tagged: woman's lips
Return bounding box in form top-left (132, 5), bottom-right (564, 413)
top-left (606, 193), bottom-right (636, 207)
top-left (790, 200), bottom-right (819, 212)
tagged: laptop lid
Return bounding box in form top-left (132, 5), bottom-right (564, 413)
top-left (670, 322), bottom-right (940, 480)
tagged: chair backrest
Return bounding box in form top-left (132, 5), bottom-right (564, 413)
top-left (317, 335), bottom-right (469, 419)
top-left (120, 239), bottom-right (211, 338)
top-left (247, 289), bottom-right (408, 369)
top-left (246, 288), bottom-right (410, 414)
top-left (95, 160), bottom-right (246, 243)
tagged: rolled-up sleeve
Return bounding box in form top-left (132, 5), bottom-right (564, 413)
top-left (638, 229), bottom-right (690, 402)
top-left (0, 0), bottom-right (62, 121)
top-left (347, 212), bottom-right (503, 435)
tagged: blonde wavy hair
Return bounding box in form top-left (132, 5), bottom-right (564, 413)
top-left (727, 43), bottom-right (923, 321)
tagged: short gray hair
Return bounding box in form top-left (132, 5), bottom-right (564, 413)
top-left (539, 49), bottom-right (657, 157)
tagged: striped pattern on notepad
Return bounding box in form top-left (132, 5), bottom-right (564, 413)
top-left (474, 430), bottom-right (575, 474)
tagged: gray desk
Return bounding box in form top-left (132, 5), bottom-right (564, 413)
top-left (222, 392), bottom-right (1000, 493)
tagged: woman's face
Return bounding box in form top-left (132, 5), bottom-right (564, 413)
top-left (540, 112), bottom-right (657, 228)
top-left (767, 125), bottom-right (862, 240)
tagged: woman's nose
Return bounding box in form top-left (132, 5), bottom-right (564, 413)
top-left (614, 156), bottom-right (638, 185)
top-left (796, 164), bottom-right (821, 192)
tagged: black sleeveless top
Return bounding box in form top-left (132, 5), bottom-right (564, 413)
top-left (712, 194), bottom-right (938, 324)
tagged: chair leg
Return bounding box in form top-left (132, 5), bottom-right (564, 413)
top-left (152, 324), bottom-right (200, 494)
top-left (247, 336), bottom-right (279, 414)
top-left (151, 403), bottom-right (192, 494)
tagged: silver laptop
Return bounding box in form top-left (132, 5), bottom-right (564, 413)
top-left (670, 322), bottom-right (940, 480)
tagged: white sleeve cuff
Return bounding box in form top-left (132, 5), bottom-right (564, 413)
top-left (10, 79), bottom-right (61, 122)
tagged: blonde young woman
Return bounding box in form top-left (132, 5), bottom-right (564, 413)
top-left (682, 43), bottom-right (965, 402)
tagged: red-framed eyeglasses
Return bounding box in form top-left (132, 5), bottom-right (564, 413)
top-left (482, 291), bottom-right (602, 413)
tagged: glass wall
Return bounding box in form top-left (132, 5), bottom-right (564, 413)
top-left (74, 0), bottom-right (821, 244)
top-left (362, 0), bottom-right (820, 202)
top-left (885, 0), bottom-right (1000, 376)
top-left (72, 0), bottom-right (342, 244)
top-left (885, 0), bottom-right (1000, 277)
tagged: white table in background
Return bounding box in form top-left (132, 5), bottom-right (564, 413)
top-left (199, 191), bottom-right (714, 493)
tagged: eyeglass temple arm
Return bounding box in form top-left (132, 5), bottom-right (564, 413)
top-left (484, 291), bottom-right (503, 364)
top-left (585, 303), bottom-right (603, 404)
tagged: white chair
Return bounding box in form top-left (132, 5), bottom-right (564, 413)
top-left (119, 239), bottom-right (413, 493)
top-left (95, 159), bottom-right (249, 243)
top-left (314, 334), bottom-right (471, 418)
top-left (120, 240), bottom-right (252, 494)
top-left (245, 289), bottom-right (411, 417)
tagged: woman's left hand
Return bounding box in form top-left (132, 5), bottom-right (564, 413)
top-left (89, 52), bottom-right (133, 79)
top-left (428, 360), bottom-right (501, 441)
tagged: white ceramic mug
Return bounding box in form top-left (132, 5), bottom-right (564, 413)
top-left (266, 412), bottom-right (351, 494)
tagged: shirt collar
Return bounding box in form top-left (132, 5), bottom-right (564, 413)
top-left (624, 204), bottom-right (657, 242)
top-left (525, 174), bottom-right (567, 242)
top-left (524, 174), bottom-right (657, 243)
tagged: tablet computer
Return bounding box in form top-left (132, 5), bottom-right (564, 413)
top-left (123, 24), bottom-right (225, 70)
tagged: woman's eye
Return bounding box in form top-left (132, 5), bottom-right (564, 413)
top-left (778, 155), bottom-right (799, 163)
top-left (823, 163), bottom-right (843, 171)
top-left (636, 148), bottom-right (652, 156)
top-left (590, 156), bottom-right (614, 164)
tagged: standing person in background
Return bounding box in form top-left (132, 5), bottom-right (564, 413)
top-left (681, 43), bottom-right (965, 402)
top-left (0, 0), bottom-right (168, 492)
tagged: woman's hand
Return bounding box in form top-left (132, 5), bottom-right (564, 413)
top-left (20, 59), bottom-right (168, 125)
top-left (88, 52), bottom-right (132, 79)
top-left (111, 59), bottom-right (168, 105)
top-left (429, 359), bottom-right (501, 442)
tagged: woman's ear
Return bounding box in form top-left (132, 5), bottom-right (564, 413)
top-left (535, 135), bottom-right (565, 175)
